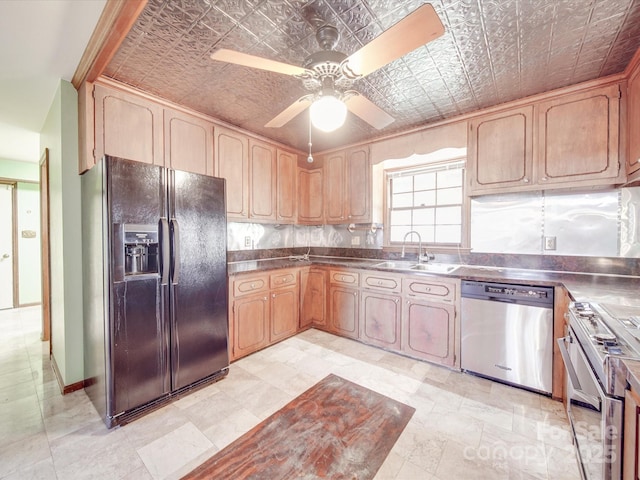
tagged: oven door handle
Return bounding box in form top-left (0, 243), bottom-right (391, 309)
top-left (557, 336), bottom-right (600, 410)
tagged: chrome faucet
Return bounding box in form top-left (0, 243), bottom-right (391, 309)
top-left (401, 230), bottom-right (434, 263)
top-left (401, 231), bottom-right (422, 262)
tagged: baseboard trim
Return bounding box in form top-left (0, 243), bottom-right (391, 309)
top-left (50, 354), bottom-right (85, 395)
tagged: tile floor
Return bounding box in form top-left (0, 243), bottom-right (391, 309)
top-left (0, 305), bottom-right (581, 479)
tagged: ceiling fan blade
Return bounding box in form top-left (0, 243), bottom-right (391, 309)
top-left (211, 49), bottom-right (311, 76)
top-left (344, 94), bottom-right (395, 129)
top-left (342, 4), bottom-right (444, 78)
top-left (265, 96), bottom-right (314, 128)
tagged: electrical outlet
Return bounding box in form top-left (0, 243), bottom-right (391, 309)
top-left (544, 236), bottom-right (556, 250)
top-left (244, 236), bottom-right (251, 248)
top-left (351, 236), bottom-right (361, 246)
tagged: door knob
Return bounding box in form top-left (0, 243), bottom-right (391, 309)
top-left (1, 253), bottom-right (9, 260)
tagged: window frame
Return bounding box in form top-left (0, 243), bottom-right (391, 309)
top-left (383, 157), bottom-right (470, 252)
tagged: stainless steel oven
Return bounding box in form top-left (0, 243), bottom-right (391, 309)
top-left (559, 302), bottom-right (640, 480)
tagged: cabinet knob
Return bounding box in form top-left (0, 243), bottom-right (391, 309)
top-left (637, 158), bottom-right (640, 164)
top-left (378, 280), bottom-right (382, 285)
top-left (541, 177), bottom-right (548, 181)
top-left (394, 298), bottom-right (399, 304)
top-left (272, 293), bottom-right (276, 298)
top-left (251, 283), bottom-right (255, 288)
top-left (264, 297), bottom-right (268, 301)
top-left (353, 292), bottom-right (357, 297)
top-left (523, 178), bottom-right (529, 183)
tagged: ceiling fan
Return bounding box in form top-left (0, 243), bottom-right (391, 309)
top-left (210, 4), bottom-right (444, 132)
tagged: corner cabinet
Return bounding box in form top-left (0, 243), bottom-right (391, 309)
top-left (276, 149), bottom-right (298, 223)
top-left (300, 267), bottom-right (327, 329)
top-left (94, 84), bottom-right (164, 167)
top-left (297, 167), bottom-right (324, 224)
top-left (468, 83), bottom-right (624, 195)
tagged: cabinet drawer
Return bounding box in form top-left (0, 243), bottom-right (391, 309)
top-left (270, 270), bottom-right (298, 289)
top-left (402, 277), bottom-right (456, 302)
top-left (330, 270), bottom-right (360, 286)
top-left (233, 274), bottom-right (269, 297)
top-left (362, 273), bottom-right (401, 293)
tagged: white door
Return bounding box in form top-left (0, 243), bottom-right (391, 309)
top-left (0, 183), bottom-right (14, 310)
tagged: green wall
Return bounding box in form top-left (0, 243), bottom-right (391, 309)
top-left (40, 80), bottom-right (84, 387)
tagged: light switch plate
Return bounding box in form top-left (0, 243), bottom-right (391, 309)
top-left (244, 236), bottom-right (251, 247)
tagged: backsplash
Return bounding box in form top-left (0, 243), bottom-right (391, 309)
top-left (227, 223), bottom-right (384, 251)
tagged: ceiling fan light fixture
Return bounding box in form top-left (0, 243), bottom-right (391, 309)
top-left (309, 94), bottom-right (347, 132)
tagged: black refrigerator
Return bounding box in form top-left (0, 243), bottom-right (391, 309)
top-left (82, 156), bottom-right (229, 428)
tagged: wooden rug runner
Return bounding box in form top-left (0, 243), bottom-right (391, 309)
top-left (182, 374), bottom-right (415, 479)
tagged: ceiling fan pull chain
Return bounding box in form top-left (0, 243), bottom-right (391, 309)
top-left (307, 113), bottom-right (314, 163)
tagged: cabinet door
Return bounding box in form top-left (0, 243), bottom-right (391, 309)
top-left (164, 109), bottom-right (213, 176)
top-left (276, 149), bottom-right (298, 223)
top-left (298, 168), bottom-right (324, 224)
top-left (270, 286), bottom-right (299, 342)
top-left (346, 146), bottom-right (371, 222)
top-left (329, 286), bottom-right (359, 339)
top-left (360, 291), bottom-right (401, 350)
top-left (324, 151), bottom-right (346, 223)
top-left (300, 268), bottom-right (327, 328)
top-left (232, 294), bottom-right (269, 360)
top-left (94, 84), bottom-right (164, 166)
top-left (216, 127), bottom-right (249, 219)
top-left (249, 139), bottom-right (276, 221)
top-left (537, 84), bottom-right (621, 185)
top-left (402, 298), bottom-right (456, 366)
top-left (468, 106), bottom-right (534, 193)
top-left (628, 62), bottom-right (640, 175)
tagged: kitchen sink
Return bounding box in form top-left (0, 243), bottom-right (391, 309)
top-left (410, 263), bottom-right (459, 273)
top-left (373, 261), bottom-right (416, 269)
top-left (373, 261), bottom-right (459, 274)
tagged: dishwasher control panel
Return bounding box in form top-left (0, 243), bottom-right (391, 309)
top-left (461, 280), bottom-right (554, 307)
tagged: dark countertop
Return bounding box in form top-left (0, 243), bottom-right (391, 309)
top-left (228, 255), bottom-right (640, 307)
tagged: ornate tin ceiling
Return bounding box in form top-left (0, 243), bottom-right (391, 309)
top-left (104, 0), bottom-right (640, 153)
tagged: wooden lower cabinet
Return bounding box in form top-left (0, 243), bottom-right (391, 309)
top-left (229, 269), bottom-right (300, 361)
top-left (401, 298), bottom-right (456, 367)
top-left (232, 294), bottom-right (269, 359)
top-left (300, 268), bottom-right (327, 329)
top-left (270, 285), bottom-right (299, 342)
top-left (328, 286), bottom-right (359, 339)
top-left (360, 291), bottom-right (401, 350)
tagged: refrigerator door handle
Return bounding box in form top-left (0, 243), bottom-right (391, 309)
top-left (159, 218), bottom-right (170, 285)
top-left (170, 218), bottom-right (180, 285)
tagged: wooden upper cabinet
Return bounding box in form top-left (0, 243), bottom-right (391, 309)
top-left (249, 139), bottom-right (277, 221)
top-left (324, 151), bottom-right (347, 223)
top-left (216, 127), bottom-right (249, 219)
top-left (164, 109), bottom-right (213, 176)
top-left (323, 146), bottom-right (372, 224)
top-left (468, 106), bottom-right (534, 193)
top-left (627, 57), bottom-right (640, 176)
top-left (346, 146), bottom-right (371, 222)
top-left (94, 84), bottom-right (164, 166)
top-left (298, 167), bottom-right (324, 224)
top-left (468, 83), bottom-right (623, 194)
top-left (276, 149), bottom-right (297, 223)
top-left (537, 83), bottom-right (622, 185)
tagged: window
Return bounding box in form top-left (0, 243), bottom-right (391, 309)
top-left (386, 160), bottom-right (464, 247)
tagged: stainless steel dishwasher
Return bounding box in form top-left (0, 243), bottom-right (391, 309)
top-left (461, 280), bottom-right (554, 395)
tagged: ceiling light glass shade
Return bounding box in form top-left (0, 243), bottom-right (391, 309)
top-left (310, 95), bottom-right (347, 132)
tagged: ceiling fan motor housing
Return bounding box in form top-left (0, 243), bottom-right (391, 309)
top-left (301, 50), bottom-right (353, 91)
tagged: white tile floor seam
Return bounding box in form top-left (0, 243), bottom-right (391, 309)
top-left (0, 306), bottom-right (581, 479)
